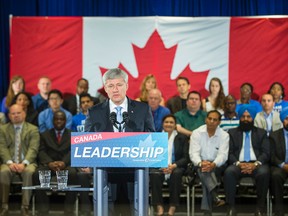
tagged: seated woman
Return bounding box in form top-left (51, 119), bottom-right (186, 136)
top-left (202, 77), bottom-right (225, 114)
top-left (150, 114), bottom-right (190, 216)
top-left (135, 74), bottom-right (165, 106)
top-left (1, 75), bottom-right (25, 116)
top-left (268, 81), bottom-right (288, 113)
top-left (11, 92), bottom-right (38, 126)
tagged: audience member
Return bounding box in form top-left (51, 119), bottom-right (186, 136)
top-left (38, 89), bottom-right (72, 133)
top-left (72, 93), bottom-right (94, 132)
top-left (1, 75), bottom-right (25, 116)
top-left (224, 104), bottom-right (270, 216)
top-left (166, 77), bottom-right (190, 114)
top-left (202, 77), bottom-right (225, 114)
top-left (150, 114), bottom-right (189, 216)
top-left (147, 89), bottom-right (170, 132)
top-left (0, 112), bottom-right (6, 125)
top-left (64, 78), bottom-right (99, 115)
top-left (32, 110), bottom-right (78, 215)
top-left (135, 74), bottom-right (165, 106)
top-left (269, 108), bottom-right (288, 216)
top-left (268, 82), bottom-right (288, 113)
top-left (174, 91), bottom-right (206, 136)
top-left (254, 93), bottom-right (282, 135)
top-left (190, 110), bottom-right (228, 216)
top-left (32, 76), bottom-right (51, 113)
top-left (0, 104), bottom-right (40, 216)
top-left (11, 92), bottom-right (38, 126)
top-left (220, 95), bottom-right (239, 131)
top-left (236, 83), bottom-right (262, 113)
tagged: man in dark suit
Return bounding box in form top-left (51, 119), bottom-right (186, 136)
top-left (63, 78), bottom-right (99, 115)
top-left (270, 108), bottom-right (288, 216)
top-left (224, 104), bottom-right (270, 216)
top-left (85, 68), bottom-right (155, 215)
top-left (0, 104), bottom-right (40, 216)
top-left (32, 110), bottom-right (78, 216)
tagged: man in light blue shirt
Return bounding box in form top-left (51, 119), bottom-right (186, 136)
top-left (38, 89), bottom-right (72, 133)
top-left (254, 93), bottom-right (282, 136)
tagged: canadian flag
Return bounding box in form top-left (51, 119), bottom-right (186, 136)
top-left (10, 16), bottom-right (288, 101)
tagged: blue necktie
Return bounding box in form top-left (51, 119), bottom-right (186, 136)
top-left (115, 106), bottom-right (123, 132)
top-left (244, 132), bottom-right (250, 162)
top-left (116, 106), bottom-right (123, 123)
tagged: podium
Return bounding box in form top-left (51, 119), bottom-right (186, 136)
top-left (71, 132), bottom-right (168, 216)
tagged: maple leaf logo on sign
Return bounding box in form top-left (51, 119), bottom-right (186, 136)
top-left (100, 30), bottom-right (210, 101)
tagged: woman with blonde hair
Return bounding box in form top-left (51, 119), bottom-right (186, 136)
top-left (202, 77), bottom-right (225, 114)
top-left (135, 74), bottom-right (165, 106)
top-left (1, 75), bottom-right (25, 115)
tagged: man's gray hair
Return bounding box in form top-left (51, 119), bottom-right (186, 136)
top-left (102, 68), bottom-right (128, 84)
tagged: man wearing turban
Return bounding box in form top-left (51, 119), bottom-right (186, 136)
top-left (269, 107), bottom-right (288, 216)
top-left (223, 104), bottom-right (270, 216)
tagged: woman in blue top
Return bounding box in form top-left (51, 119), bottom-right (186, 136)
top-left (268, 82), bottom-right (288, 113)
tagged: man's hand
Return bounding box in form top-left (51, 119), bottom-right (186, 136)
top-left (239, 162), bottom-right (256, 174)
top-left (8, 163), bottom-right (25, 173)
top-left (48, 161), bottom-right (66, 171)
top-left (282, 164), bottom-right (288, 173)
top-left (201, 160), bottom-right (216, 172)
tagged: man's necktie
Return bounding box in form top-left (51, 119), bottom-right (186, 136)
top-left (57, 131), bottom-right (61, 144)
top-left (244, 132), bottom-right (250, 162)
top-left (265, 116), bottom-right (272, 135)
top-left (116, 106), bottom-right (123, 132)
top-left (14, 127), bottom-right (21, 163)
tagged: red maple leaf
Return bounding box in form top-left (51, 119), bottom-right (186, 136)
top-left (99, 30), bottom-right (210, 101)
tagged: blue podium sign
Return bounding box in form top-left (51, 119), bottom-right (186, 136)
top-left (71, 132), bottom-right (168, 168)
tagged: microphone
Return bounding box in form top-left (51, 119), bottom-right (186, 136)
top-left (122, 111), bottom-right (129, 124)
top-left (122, 111), bottom-right (129, 130)
top-left (109, 112), bottom-right (119, 129)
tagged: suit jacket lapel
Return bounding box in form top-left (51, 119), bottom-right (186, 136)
top-left (21, 122), bottom-right (28, 153)
top-left (280, 131), bottom-right (286, 160)
top-left (251, 128), bottom-right (257, 151)
top-left (8, 124), bottom-right (16, 153)
top-left (125, 98), bottom-right (136, 132)
top-left (101, 100), bottom-right (114, 132)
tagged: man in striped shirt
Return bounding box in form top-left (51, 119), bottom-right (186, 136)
top-left (220, 95), bottom-right (239, 132)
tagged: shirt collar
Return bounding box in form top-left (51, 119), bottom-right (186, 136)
top-left (109, 97), bottom-right (128, 113)
top-left (263, 111), bottom-right (273, 118)
top-left (13, 123), bottom-right (23, 130)
top-left (283, 128), bottom-right (288, 137)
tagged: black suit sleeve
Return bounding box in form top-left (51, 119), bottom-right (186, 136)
top-left (174, 133), bottom-right (190, 168)
top-left (270, 129), bottom-right (285, 166)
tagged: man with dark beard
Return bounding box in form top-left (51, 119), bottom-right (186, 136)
top-left (269, 107), bottom-right (288, 216)
top-left (223, 104), bottom-right (270, 216)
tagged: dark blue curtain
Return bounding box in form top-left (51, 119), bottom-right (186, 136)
top-left (1, 0), bottom-right (288, 100)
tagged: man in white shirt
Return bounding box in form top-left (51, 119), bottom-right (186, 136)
top-left (190, 110), bottom-right (229, 216)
